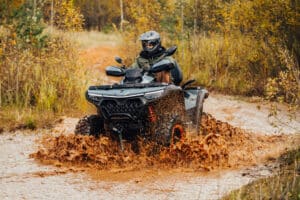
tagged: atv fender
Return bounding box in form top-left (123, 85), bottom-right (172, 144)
top-left (194, 88), bottom-right (208, 134)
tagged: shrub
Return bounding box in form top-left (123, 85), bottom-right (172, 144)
top-left (0, 27), bottom-right (88, 113)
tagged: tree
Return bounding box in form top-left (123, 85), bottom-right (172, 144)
top-left (124, 0), bottom-right (163, 33)
top-left (222, 0), bottom-right (299, 63)
top-left (0, 0), bottom-right (25, 25)
top-left (120, 0), bottom-right (124, 32)
top-left (74, 0), bottom-right (119, 31)
top-left (43, 0), bottom-right (84, 31)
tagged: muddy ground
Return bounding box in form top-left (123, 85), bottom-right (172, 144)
top-left (1, 45), bottom-right (300, 200)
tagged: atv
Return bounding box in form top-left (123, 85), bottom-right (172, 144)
top-left (75, 46), bottom-right (208, 149)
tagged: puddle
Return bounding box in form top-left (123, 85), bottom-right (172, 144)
top-left (1, 115), bottom-right (298, 200)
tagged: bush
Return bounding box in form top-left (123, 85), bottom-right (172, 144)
top-left (223, 147), bottom-right (300, 200)
top-left (0, 27), bottom-right (88, 113)
top-left (161, 32), bottom-right (283, 96)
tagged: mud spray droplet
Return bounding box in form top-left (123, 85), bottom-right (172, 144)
top-left (30, 113), bottom-right (290, 172)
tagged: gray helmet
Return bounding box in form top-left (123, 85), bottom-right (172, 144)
top-left (139, 30), bottom-right (161, 54)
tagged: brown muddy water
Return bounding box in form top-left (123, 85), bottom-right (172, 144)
top-left (31, 114), bottom-right (288, 171)
top-left (1, 113), bottom-right (299, 200)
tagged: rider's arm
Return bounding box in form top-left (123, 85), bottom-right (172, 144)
top-left (131, 56), bottom-right (151, 71)
top-left (130, 60), bottom-right (139, 69)
top-left (167, 56), bottom-right (183, 85)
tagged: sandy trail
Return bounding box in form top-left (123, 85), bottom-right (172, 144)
top-left (1, 44), bottom-right (299, 200)
top-left (205, 93), bottom-right (299, 135)
top-left (1, 123), bottom-right (297, 200)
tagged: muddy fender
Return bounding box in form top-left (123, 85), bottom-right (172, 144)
top-left (194, 89), bottom-right (208, 134)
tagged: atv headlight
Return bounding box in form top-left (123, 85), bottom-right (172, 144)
top-left (144, 90), bottom-right (164, 100)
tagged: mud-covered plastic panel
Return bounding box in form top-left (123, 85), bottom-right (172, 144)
top-left (184, 87), bottom-right (208, 111)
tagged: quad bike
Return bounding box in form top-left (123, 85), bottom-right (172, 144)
top-left (75, 46), bottom-right (208, 149)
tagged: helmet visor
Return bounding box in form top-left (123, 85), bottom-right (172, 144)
top-left (142, 40), bottom-right (159, 50)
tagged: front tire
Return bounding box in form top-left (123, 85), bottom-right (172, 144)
top-left (154, 116), bottom-right (186, 146)
top-left (74, 115), bottom-right (104, 137)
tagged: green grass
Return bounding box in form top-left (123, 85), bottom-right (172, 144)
top-left (223, 147), bottom-right (300, 200)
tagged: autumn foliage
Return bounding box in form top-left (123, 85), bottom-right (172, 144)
top-left (0, 1), bottom-right (88, 128)
top-left (0, 0), bottom-right (299, 127)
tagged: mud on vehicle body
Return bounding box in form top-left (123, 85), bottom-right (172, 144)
top-left (75, 46), bottom-right (208, 148)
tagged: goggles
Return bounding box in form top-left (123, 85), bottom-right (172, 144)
top-left (142, 40), bottom-right (158, 48)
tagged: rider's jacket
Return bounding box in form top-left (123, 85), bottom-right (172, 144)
top-left (131, 47), bottom-right (182, 85)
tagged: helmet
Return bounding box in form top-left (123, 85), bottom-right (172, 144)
top-left (139, 30), bottom-right (161, 54)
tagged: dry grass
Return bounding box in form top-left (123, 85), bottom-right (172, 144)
top-left (0, 28), bottom-right (295, 130)
top-left (223, 147), bottom-right (300, 200)
top-left (0, 28), bottom-right (127, 130)
top-left (0, 28), bottom-right (99, 130)
top-left (44, 28), bottom-right (123, 50)
top-left (0, 107), bottom-right (58, 130)
top-left (171, 33), bottom-right (277, 96)
top-left (121, 31), bottom-right (283, 96)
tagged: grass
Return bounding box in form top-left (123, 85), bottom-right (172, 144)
top-left (122, 31), bottom-right (290, 96)
top-left (0, 28), bottom-right (107, 131)
top-left (0, 28), bottom-right (297, 131)
top-left (0, 107), bottom-right (53, 130)
top-left (0, 29), bottom-right (121, 131)
top-left (222, 147), bottom-right (300, 200)
top-left (44, 28), bottom-right (123, 49)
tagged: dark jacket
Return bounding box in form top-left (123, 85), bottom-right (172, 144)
top-left (131, 47), bottom-right (183, 85)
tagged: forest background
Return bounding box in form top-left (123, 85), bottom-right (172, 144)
top-left (0, 0), bottom-right (299, 129)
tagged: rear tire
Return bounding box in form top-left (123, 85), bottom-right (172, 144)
top-left (170, 118), bottom-right (186, 145)
top-left (75, 115), bottom-right (104, 137)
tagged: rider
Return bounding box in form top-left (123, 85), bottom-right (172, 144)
top-left (131, 30), bottom-right (182, 85)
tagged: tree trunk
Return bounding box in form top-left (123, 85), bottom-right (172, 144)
top-left (181, 1), bottom-right (184, 34)
top-left (33, 0), bottom-right (36, 16)
top-left (180, 1), bottom-right (184, 61)
top-left (50, 0), bottom-right (54, 32)
top-left (194, 0), bottom-right (198, 35)
top-left (120, 0), bottom-right (124, 32)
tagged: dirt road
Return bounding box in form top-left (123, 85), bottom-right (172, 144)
top-left (1, 45), bottom-right (299, 200)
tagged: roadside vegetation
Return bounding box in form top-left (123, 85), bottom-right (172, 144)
top-left (223, 147), bottom-right (300, 200)
top-left (0, 1), bottom-right (88, 130)
top-left (0, 0), bottom-right (299, 198)
top-left (0, 0), bottom-right (299, 130)
top-left (119, 0), bottom-right (299, 111)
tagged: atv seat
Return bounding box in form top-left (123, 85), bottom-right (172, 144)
top-left (170, 63), bottom-right (183, 85)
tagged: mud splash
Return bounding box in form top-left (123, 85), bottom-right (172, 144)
top-left (31, 113), bottom-right (293, 172)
